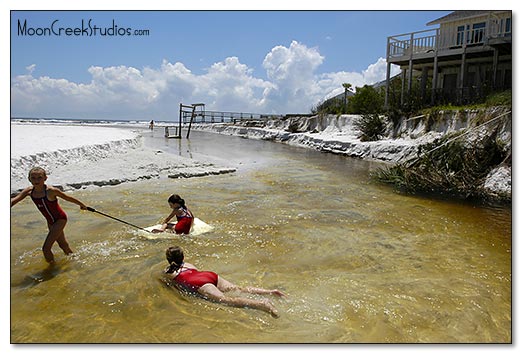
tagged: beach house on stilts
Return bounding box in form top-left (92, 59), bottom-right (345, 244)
top-left (385, 10), bottom-right (512, 107)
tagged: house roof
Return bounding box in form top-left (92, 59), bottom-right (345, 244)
top-left (373, 73), bottom-right (401, 89)
top-left (327, 89), bottom-right (355, 102)
top-left (426, 10), bottom-right (507, 26)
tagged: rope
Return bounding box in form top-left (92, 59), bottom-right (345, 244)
top-left (87, 207), bottom-right (150, 233)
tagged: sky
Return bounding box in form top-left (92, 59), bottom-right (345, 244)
top-left (9, 8), bottom-right (456, 120)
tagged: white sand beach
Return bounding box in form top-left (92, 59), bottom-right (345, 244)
top-left (11, 124), bottom-right (139, 159)
top-left (10, 123), bottom-right (235, 194)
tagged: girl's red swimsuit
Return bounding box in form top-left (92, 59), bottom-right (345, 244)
top-left (174, 207), bottom-right (194, 234)
top-left (31, 186), bottom-right (67, 224)
top-left (174, 267), bottom-right (219, 291)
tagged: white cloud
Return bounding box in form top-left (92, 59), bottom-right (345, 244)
top-left (11, 42), bottom-right (398, 119)
top-left (261, 40), bottom-right (326, 112)
top-left (197, 57), bottom-right (275, 112)
top-left (25, 64), bottom-right (36, 74)
top-left (317, 59), bottom-right (401, 102)
top-left (362, 57), bottom-right (400, 85)
top-left (263, 41), bottom-right (324, 84)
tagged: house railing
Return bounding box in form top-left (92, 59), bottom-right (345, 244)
top-left (387, 17), bottom-right (511, 60)
top-left (388, 29), bottom-right (439, 58)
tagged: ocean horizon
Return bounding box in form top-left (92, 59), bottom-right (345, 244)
top-left (11, 116), bottom-right (177, 126)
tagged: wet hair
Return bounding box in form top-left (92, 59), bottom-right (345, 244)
top-left (28, 167), bottom-right (47, 180)
top-left (165, 246), bottom-right (184, 274)
top-left (168, 194), bottom-right (185, 207)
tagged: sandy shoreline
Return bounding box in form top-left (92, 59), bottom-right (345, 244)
top-left (10, 113), bottom-right (511, 201)
top-left (10, 123), bottom-right (236, 195)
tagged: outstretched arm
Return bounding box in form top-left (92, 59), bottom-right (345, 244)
top-left (152, 211), bottom-right (177, 233)
top-left (51, 188), bottom-right (87, 209)
top-left (163, 209), bottom-right (178, 224)
top-left (11, 187), bottom-right (32, 207)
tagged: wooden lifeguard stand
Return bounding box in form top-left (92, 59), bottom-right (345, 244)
top-left (179, 103), bottom-right (205, 138)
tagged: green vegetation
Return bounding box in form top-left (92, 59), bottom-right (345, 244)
top-left (348, 85), bottom-right (385, 114)
top-left (484, 90), bottom-right (512, 106)
top-left (420, 90), bottom-right (512, 113)
top-left (353, 114), bottom-right (386, 141)
top-left (312, 78), bottom-right (511, 120)
top-left (372, 130), bottom-right (510, 201)
top-left (311, 84), bottom-right (385, 116)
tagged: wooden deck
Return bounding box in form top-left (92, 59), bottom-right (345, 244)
top-left (387, 26), bottom-right (511, 64)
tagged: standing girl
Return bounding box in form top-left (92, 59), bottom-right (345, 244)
top-left (11, 167), bottom-right (88, 264)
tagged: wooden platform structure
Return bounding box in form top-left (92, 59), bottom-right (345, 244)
top-left (178, 103), bottom-right (284, 138)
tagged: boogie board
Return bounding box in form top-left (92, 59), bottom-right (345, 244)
top-left (139, 217), bottom-right (214, 239)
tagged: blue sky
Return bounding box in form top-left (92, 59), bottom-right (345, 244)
top-left (11, 11), bottom-right (449, 82)
top-left (8, 8), bottom-right (482, 120)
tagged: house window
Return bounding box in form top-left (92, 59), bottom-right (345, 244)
top-left (457, 23), bottom-right (486, 45)
top-left (472, 22), bottom-right (486, 44)
top-left (457, 25), bottom-right (465, 45)
top-left (505, 17), bottom-right (511, 34)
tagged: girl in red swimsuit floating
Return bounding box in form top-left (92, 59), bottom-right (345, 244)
top-left (11, 167), bottom-right (88, 264)
top-left (163, 246), bottom-right (285, 317)
top-left (152, 194), bottom-right (194, 234)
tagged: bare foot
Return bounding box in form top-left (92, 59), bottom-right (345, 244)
top-left (263, 299), bottom-right (279, 318)
top-left (271, 289), bottom-right (286, 297)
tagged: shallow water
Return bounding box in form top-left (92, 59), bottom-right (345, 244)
top-left (10, 130), bottom-right (511, 343)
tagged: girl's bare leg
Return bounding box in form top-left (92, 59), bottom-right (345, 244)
top-left (216, 276), bottom-right (239, 292)
top-left (217, 276), bottom-right (285, 297)
top-left (56, 230), bottom-right (73, 255)
top-left (42, 219), bottom-right (68, 263)
top-left (199, 283), bottom-right (279, 318)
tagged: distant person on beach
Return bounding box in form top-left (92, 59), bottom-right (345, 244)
top-left (149, 120), bottom-right (154, 130)
top-left (163, 246), bottom-right (285, 317)
top-left (10, 167), bottom-right (88, 264)
top-left (152, 194), bottom-right (194, 234)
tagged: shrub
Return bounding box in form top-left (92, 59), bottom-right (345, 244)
top-left (485, 90), bottom-right (512, 107)
top-left (354, 114), bottom-right (386, 141)
top-left (372, 132), bottom-right (508, 200)
top-left (347, 85), bottom-right (384, 114)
